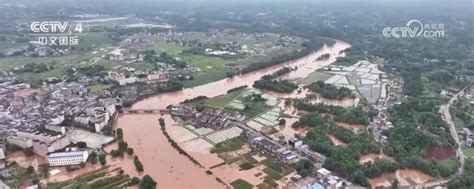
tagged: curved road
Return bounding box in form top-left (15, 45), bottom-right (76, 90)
top-left (440, 88), bottom-right (466, 176)
top-left (413, 87), bottom-right (467, 189)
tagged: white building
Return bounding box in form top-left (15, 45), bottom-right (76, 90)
top-left (47, 151), bottom-right (89, 166)
top-left (117, 77), bottom-right (137, 86)
top-left (6, 136), bottom-right (32, 149)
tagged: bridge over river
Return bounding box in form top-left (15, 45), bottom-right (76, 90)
top-left (118, 109), bottom-right (170, 114)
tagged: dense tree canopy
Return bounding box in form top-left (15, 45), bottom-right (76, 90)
top-left (306, 81), bottom-right (354, 100)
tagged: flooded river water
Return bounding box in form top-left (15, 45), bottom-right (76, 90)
top-left (111, 41), bottom-right (351, 188)
top-left (131, 41), bottom-right (351, 110)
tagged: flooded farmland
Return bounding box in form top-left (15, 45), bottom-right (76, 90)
top-left (110, 114), bottom-right (224, 189)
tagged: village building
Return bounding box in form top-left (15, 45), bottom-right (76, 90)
top-left (47, 151), bottom-right (89, 166)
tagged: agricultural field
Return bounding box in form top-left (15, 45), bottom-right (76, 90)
top-left (144, 31), bottom-right (306, 88)
top-left (181, 55), bottom-right (231, 71)
top-left (211, 137), bottom-right (246, 154)
top-left (230, 179), bottom-right (253, 189)
top-left (75, 33), bottom-right (116, 51)
top-left (0, 33), bottom-right (117, 85)
top-left (298, 71), bottom-right (334, 85)
top-left (48, 167), bottom-right (131, 189)
top-left (150, 42), bottom-right (188, 55)
top-left (205, 90), bottom-right (245, 109)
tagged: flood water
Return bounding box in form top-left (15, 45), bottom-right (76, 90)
top-left (110, 40), bottom-right (351, 187)
top-left (109, 114), bottom-right (224, 189)
top-left (131, 40), bottom-right (351, 110)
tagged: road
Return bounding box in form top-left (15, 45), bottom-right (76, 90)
top-left (440, 88), bottom-right (466, 176)
top-left (412, 88), bottom-right (467, 188)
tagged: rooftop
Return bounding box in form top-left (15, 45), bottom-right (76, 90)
top-left (48, 151), bottom-right (87, 158)
top-left (300, 183), bottom-right (324, 189)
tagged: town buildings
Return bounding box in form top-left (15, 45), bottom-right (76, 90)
top-left (170, 105), bottom-right (246, 130)
top-left (245, 131), bottom-right (300, 164)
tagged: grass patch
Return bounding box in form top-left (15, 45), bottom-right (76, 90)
top-left (298, 71), bottom-right (333, 85)
top-left (182, 69), bottom-right (227, 88)
top-left (239, 162), bottom-right (255, 170)
top-left (246, 156), bottom-right (259, 164)
top-left (440, 157), bottom-right (458, 170)
top-left (263, 177), bottom-right (279, 188)
top-left (257, 182), bottom-right (274, 189)
top-left (264, 159), bottom-right (284, 173)
top-left (230, 179), bottom-right (253, 189)
top-left (262, 168), bottom-right (283, 180)
top-left (205, 90), bottom-right (244, 109)
top-left (464, 148), bottom-right (474, 157)
top-left (76, 33), bottom-right (115, 50)
top-left (225, 93), bottom-right (272, 118)
top-left (151, 42), bottom-right (188, 55)
top-left (181, 55), bottom-right (231, 71)
top-left (211, 137), bottom-right (245, 154)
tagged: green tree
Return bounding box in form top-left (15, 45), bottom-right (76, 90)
top-left (159, 118), bottom-right (166, 127)
top-left (26, 166), bottom-right (35, 175)
top-left (279, 119), bottom-right (286, 125)
top-left (129, 177), bottom-right (140, 186)
top-left (98, 154), bottom-right (107, 166)
top-left (127, 147), bottom-right (134, 155)
top-left (134, 155), bottom-right (144, 172)
top-left (140, 175), bottom-right (157, 189)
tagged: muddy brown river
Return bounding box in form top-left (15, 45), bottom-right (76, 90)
top-left (131, 41), bottom-right (351, 110)
top-left (112, 40), bottom-right (351, 188)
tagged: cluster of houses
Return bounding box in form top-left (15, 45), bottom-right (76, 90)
top-left (151, 31), bottom-right (301, 58)
top-left (371, 78), bottom-right (404, 143)
top-left (0, 81), bottom-right (117, 133)
top-left (297, 168), bottom-right (346, 189)
top-left (462, 88), bottom-right (474, 147)
top-left (463, 128), bottom-right (474, 147)
top-left (245, 131), bottom-right (300, 164)
top-left (170, 104), bottom-right (246, 130)
top-left (108, 64), bottom-right (197, 86)
top-left (105, 48), bottom-right (150, 64)
top-left (0, 80), bottom-right (118, 158)
top-left (289, 138), bottom-right (327, 163)
top-left (2, 45), bottom-right (71, 57)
